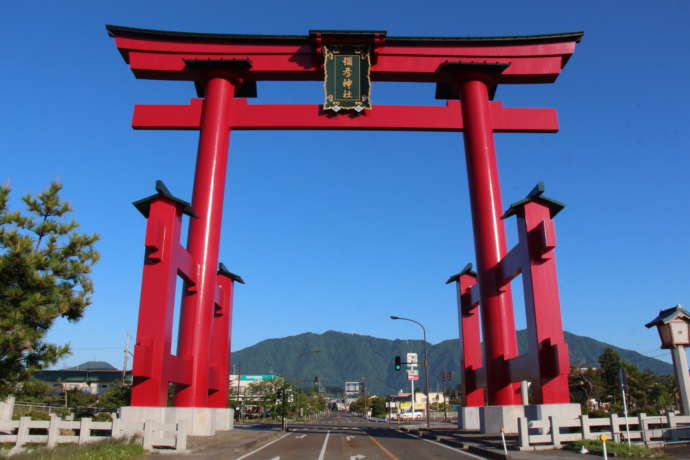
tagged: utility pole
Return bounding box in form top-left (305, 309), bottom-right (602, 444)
top-left (440, 370), bottom-right (448, 423)
top-left (362, 377), bottom-right (368, 419)
top-left (236, 363), bottom-right (242, 423)
top-left (281, 377), bottom-right (287, 431)
top-left (122, 332), bottom-right (130, 384)
top-left (619, 368), bottom-right (631, 447)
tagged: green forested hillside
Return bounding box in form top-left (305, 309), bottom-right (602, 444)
top-left (230, 330), bottom-right (671, 396)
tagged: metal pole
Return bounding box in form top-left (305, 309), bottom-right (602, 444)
top-left (500, 427), bottom-right (509, 457)
top-left (411, 378), bottom-right (415, 419)
top-left (619, 368), bottom-right (631, 447)
top-left (390, 316), bottom-right (430, 428)
top-left (122, 332), bottom-right (130, 385)
top-left (281, 377), bottom-right (287, 431)
top-left (423, 330), bottom-right (430, 428)
top-left (442, 372), bottom-right (448, 423)
top-left (236, 365), bottom-right (242, 420)
top-left (363, 377), bottom-right (368, 419)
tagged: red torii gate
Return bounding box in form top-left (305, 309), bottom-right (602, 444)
top-left (107, 25), bottom-right (582, 410)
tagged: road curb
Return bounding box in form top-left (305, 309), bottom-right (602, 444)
top-left (467, 444), bottom-right (509, 460)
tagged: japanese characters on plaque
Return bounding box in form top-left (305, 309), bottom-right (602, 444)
top-left (323, 45), bottom-right (372, 112)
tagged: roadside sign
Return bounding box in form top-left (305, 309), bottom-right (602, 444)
top-left (406, 353), bottom-right (418, 367)
top-left (407, 369), bottom-right (419, 381)
top-left (240, 374), bottom-right (275, 381)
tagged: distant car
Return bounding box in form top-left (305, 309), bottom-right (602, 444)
top-left (398, 411), bottom-right (424, 421)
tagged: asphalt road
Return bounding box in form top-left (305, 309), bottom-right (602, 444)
top-left (234, 413), bottom-right (482, 460)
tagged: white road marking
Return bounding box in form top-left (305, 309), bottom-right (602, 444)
top-left (350, 455), bottom-right (366, 460)
top-left (396, 429), bottom-right (485, 460)
top-left (269, 457), bottom-right (280, 460)
top-left (317, 430), bottom-right (331, 460)
top-left (233, 432), bottom-right (290, 460)
top-left (346, 435), bottom-right (353, 441)
top-left (294, 434), bottom-right (306, 439)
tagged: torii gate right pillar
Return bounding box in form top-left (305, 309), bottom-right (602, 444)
top-left (451, 63), bottom-right (521, 406)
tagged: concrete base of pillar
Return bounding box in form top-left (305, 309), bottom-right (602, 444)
top-left (458, 406), bottom-right (481, 430)
top-left (524, 403), bottom-right (581, 432)
top-left (479, 405), bottom-right (525, 434)
top-left (120, 406), bottom-right (234, 437)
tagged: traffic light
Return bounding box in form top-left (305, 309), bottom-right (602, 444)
top-left (394, 355), bottom-right (401, 371)
top-left (313, 376), bottom-right (319, 384)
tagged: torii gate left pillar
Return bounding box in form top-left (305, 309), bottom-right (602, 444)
top-left (174, 61), bottom-right (248, 408)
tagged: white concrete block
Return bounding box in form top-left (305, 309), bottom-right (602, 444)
top-left (479, 405), bottom-right (525, 433)
top-left (119, 406), bottom-right (234, 437)
top-left (169, 407), bottom-right (214, 436)
top-left (458, 406), bottom-right (481, 430)
top-left (0, 396), bottom-right (15, 421)
top-left (524, 403), bottom-right (581, 432)
top-left (213, 408), bottom-right (234, 431)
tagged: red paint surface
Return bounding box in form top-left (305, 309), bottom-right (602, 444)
top-left (132, 99), bottom-right (559, 133)
top-left (208, 272), bottom-right (234, 408)
top-left (130, 198), bottom-right (196, 406)
top-left (111, 29), bottom-right (577, 84)
top-left (175, 77), bottom-right (235, 407)
top-left (517, 201), bottom-right (570, 403)
top-left (458, 273), bottom-right (484, 407)
top-left (459, 78), bottom-right (521, 406)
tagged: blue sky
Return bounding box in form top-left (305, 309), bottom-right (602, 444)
top-left (2, 1), bottom-right (689, 370)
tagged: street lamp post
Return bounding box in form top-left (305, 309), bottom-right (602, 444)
top-left (391, 315), bottom-right (431, 428)
top-left (645, 305), bottom-right (690, 415)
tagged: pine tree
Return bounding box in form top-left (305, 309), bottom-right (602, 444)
top-left (598, 347), bottom-right (622, 405)
top-left (0, 181), bottom-right (99, 398)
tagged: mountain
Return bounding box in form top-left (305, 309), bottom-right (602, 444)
top-left (230, 330), bottom-right (672, 396)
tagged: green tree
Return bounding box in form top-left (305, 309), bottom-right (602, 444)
top-left (349, 396), bottom-right (366, 414)
top-left (64, 388), bottom-right (98, 407)
top-left (571, 349), bottom-right (678, 416)
top-left (569, 366), bottom-right (605, 413)
top-left (0, 182), bottom-right (99, 398)
top-left (370, 396), bottom-right (387, 418)
top-left (598, 347), bottom-right (623, 408)
top-left (307, 393), bottom-right (326, 413)
top-left (246, 377), bottom-right (290, 419)
top-left (98, 383), bottom-right (131, 410)
top-left (13, 377), bottom-right (53, 403)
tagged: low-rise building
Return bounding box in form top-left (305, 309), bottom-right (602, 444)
top-left (33, 361), bottom-right (126, 395)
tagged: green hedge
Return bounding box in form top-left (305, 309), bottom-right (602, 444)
top-left (569, 439), bottom-right (666, 458)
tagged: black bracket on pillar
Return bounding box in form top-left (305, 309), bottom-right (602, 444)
top-left (184, 58), bottom-right (256, 98)
top-left (218, 262), bottom-right (245, 284)
top-left (435, 61), bottom-right (510, 101)
top-left (132, 180), bottom-right (196, 218)
top-left (445, 262), bottom-right (477, 284)
top-left (502, 182), bottom-right (565, 219)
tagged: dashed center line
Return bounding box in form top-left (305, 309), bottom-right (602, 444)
top-left (368, 435), bottom-right (399, 460)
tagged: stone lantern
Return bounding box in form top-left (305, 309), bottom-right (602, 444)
top-left (645, 304), bottom-right (690, 414)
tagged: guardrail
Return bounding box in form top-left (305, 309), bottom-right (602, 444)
top-left (0, 413), bottom-right (187, 455)
top-left (518, 412), bottom-right (690, 450)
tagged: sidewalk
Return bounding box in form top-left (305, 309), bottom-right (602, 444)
top-left (399, 425), bottom-right (686, 460)
top-left (138, 424), bottom-right (284, 459)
